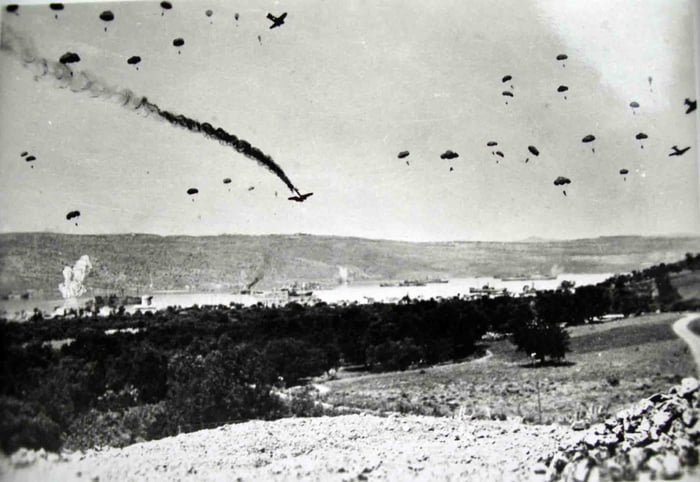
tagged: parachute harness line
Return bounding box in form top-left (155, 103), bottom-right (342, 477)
top-left (0, 25), bottom-right (300, 194)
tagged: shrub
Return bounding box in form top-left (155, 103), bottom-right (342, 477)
top-left (365, 338), bottom-right (424, 372)
top-left (512, 318), bottom-right (570, 363)
top-left (0, 396), bottom-right (61, 453)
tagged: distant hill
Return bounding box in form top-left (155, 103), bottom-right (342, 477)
top-left (1, 233), bottom-right (699, 298)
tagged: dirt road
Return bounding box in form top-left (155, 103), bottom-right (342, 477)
top-left (673, 312), bottom-right (700, 375)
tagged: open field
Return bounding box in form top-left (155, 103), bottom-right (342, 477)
top-left (321, 313), bottom-right (694, 424)
top-left (670, 270), bottom-right (700, 300)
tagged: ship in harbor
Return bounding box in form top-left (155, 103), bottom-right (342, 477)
top-left (380, 277), bottom-right (448, 287)
top-left (499, 274), bottom-right (557, 282)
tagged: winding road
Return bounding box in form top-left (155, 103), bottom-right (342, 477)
top-left (673, 312), bottom-right (700, 376)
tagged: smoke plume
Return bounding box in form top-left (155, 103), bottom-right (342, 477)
top-left (58, 255), bottom-right (92, 299)
top-left (337, 266), bottom-right (349, 285)
top-left (0, 26), bottom-right (299, 194)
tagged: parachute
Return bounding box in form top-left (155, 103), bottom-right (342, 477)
top-left (99, 10), bottom-right (114, 31)
top-left (173, 38), bottom-right (185, 54)
top-left (59, 52), bottom-right (80, 64)
top-left (49, 3), bottom-right (64, 19)
top-left (502, 75), bottom-right (512, 83)
top-left (440, 150), bottom-right (459, 160)
top-left (187, 188), bottom-right (198, 195)
top-left (127, 56), bottom-right (141, 67)
top-left (553, 176), bottom-right (571, 186)
top-left (223, 178), bottom-right (232, 184)
top-left (528, 146), bottom-right (539, 156)
top-left (397, 151), bottom-right (409, 159)
top-left (66, 210), bottom-right (80, 220)
top-left (582, 134), bottom-right (596, 153)
top-left (486, 141), bottom-right (498, 147)
top-left (635, 132), bottom-right (648, 149)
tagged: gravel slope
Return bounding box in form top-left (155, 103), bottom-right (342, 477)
top-left (1, 414), bottom-right (569, 481)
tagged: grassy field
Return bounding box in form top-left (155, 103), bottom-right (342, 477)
top-left (321, 313), bottom-right (694, 425)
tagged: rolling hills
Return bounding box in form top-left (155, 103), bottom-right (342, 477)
top-left (1, 233), bottom-right (699, 298)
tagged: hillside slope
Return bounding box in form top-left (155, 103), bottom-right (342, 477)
top-left (1, 233), bottom-right (699, 297)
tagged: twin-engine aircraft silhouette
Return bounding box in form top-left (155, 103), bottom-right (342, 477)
top-left (288, 190), bottom-right (313, 202)
top-left (267, 12), bottom-right (287, 29)
top-left (669, 145), bottom-right (691, 157)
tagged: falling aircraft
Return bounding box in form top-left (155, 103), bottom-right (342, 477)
top-left (267, 12), bottom-right (287, 29)
top-left (288, 192), bottom-right (313, 202)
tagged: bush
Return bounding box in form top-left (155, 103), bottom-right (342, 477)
top-left (366, 338), bottom-right (424, 372)
top-left (63, 402), bottom-right (170, 450)
top-left (166, 346), bottom-right (282, 433)
top-left (0, 396), bottom-right (61, 453)
top-left (512, 319), bottom-right (570, 363)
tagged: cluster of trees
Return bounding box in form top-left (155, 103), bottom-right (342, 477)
top-left (1, 253), bottom-right (696, 453)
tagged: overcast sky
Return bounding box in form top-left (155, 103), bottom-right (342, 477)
top-left (0, 0), bottom-right (697, 242)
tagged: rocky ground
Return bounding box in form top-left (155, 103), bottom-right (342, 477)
top-left (2, 415), bottom-right (569, 481)
top-left (3, 377), bottom-right (698, 482)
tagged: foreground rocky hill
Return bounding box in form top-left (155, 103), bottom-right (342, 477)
top-left (2, 232), bottom-right (699, 296)
top-left (3, 377), bottom-right (699, 482)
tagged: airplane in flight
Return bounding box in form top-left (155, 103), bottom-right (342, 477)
top-left (669, 145), bottom-right (691, 157)
top-left (267, 12), bottom-right (287, 29)
top-left (288, 191), bottom-right (313, 202)
top-left (685, 98), bottom-right (697, 114)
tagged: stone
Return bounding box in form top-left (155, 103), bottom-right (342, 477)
top-left (571, 458), bottom-right (592, 482)
top-left (532, 462), bottom-right (547, 474)
top-left (628, 447), bottom-right (647, 472)
top-left (638, 417), bottom-right (652, 433)
top-left (646, 455), bottom-right (664, 477)
top-left (586, 465), bottom-right (601, 482)
top-left (652, 410), bottom-right (674, 432)
top-left (632, 399), bottom-right (654, 418)
top-left (680, 377), bottom-right (699, 398)
top-left (661, 454), bottom-right (682, 479)
top-left (682, 408), bottom-right (698, 427)
top-left (605, 460), bottom-right (624, 482)
top-left (549, 453), bottom-right (569, 474)
top-left (571, 420), bottom-right (587, 431)
top-left (584, 433), bottom-right (601, 448)
top-left (649, 393), bottom-right (669, 404)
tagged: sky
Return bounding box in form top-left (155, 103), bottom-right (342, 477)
top-left (0, 0), bottom-right (698, 242)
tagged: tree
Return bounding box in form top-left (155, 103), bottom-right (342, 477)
top-left (512, 318), bottom-right (569, 363)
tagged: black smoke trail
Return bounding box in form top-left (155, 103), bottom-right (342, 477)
top-left (0, 26), bottom-right (300, 194)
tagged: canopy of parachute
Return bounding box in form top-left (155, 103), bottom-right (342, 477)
top-left (440, 150), bottom-right (459, 160)
top-left (59, 52), bottom-right (80, 64)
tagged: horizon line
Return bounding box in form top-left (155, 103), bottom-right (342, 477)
top-left (1, 230), bottom-right (699, 245)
